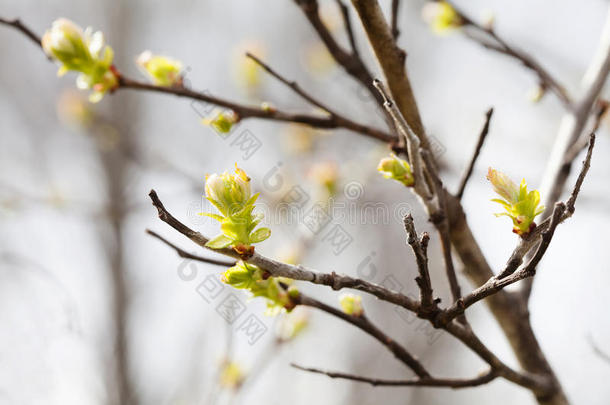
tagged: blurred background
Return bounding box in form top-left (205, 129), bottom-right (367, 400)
top-left (1, 0), bottom-right (609, 404)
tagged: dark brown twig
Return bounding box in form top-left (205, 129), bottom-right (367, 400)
top-left (0, 17), bottom-right (43, 48)
top-left (291, 364), bottom-right (497, 387)
top-left (391, 0), bottom-right (400, 40)
top-left (403, 214), bottom-right (435, 310)
top-left (296, 293), bottom-right (430, 378)
top-left (146, 229), bottom-right (236, 267)
top-left (335, 0), bottom-right (360, 56)
top-left (456, 107), bottom-right (494, 200)
top-left (118, 77), bottom-right (394, 142)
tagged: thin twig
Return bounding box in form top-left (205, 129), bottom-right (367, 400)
top-left (0, 17), bottom-right (43, 48)
top-left (374, 79), bottom-right (431, 198)
top-left (334, 0), bottom-right (359, 56)
top-left (291, 364), bottom-right (497, 387)
top-left (245, 52), bottom-right (334, 113)
top-left (296, 293), bottom-right (430, 377)
top-left (294, 0), bottom-right (385, 108)
top-left (118, 76), bottom-right (394, 142)
top-left (420, 150), bottom-right (463, 309)
top-left (403, 214), bottom-right (435, 310)
top-left (391, 0), bottom-right (400, 40)
top-left (588, 334), bottom-right (610, 365)
top-left (456, 107), bottom-right (494, 200)
top-left (146, 229), bottom-right (236, 267)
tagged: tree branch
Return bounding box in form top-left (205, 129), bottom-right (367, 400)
top-left (456, 107), bottom-right (494, 200)
top-left (291, 364), bottom-right (498, 387)
top-left (295, 293), bottom-right (430, 378)
top-left (334, 0), bottom-right (360, 56)
top-left (294, 0), bottom-right (386, 109)
top-left (147, 189), bottom-right (420, 312)
top-left (403, 214), bottom-right (435, 310)
top-left (391, 0), bottom-right (401, 40)
top-left (0, 16), bottom-right (44, 49)
top-left (0, 17), bottom-right (395, 144)
top-left (441, 134), bottom-right (595, 322)
top-left (146, 229), bottom-right (236, 267)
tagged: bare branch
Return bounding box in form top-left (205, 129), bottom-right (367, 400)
top-left (456, 107), bottom-right (494, 200)
top-left (245, 52), bottom-right (335, 113)
top-left (146, 229), bottom-right (236, 267)
top-left (0, 17), bottom-right (395, 144)
top-left (446, 2), bottom-right (572, 108)
top-left (0, 16), bottom-right (44, 50)
top-left (294, 0), bottom-right (385, 108)
top-left (291, 364), bottom-right (497, 387)
top-left (296, 293), bottom-right (430, 377)
top-left (147, 189), bottom-right (420, 312)
top-left (403, 214), bottom-right (434, 310)
top-left (118, 76), bottom-right (394, 142)
top-left (334, 0), bottom-right (360, 56)
top-left (391, 0), bottom-right (400, 40)
top-left (374, 79), bottom-right (431, 198)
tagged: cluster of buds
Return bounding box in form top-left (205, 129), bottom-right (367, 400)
top-left (487, 168), bottom-right (545, 236)
top-left (42, 18), bottom-right (118, 102)
top-left (136, 51), bottom-right (183, 87)
top-left (377, 154), bottom-right (415, 187)
top-left (222, 261), bottom-right (298, 314)
top-left (339, 293), bottom-right (363, 317)
top-left (203, 165), bottom-right (270, 255)
top-left (422, 1), bottom-right (463, 34)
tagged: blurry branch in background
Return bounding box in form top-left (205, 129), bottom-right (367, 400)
top-left (295, 292), bottom-right (430, 377)
top-left (456, 107), bottom-right (494, 200)
top-left (523, 7), bottom-right (610, 301)
top-left (291, 364), bottom-right (497, 387)
top-left (294, 0), bottom-right (386, 110)
top-left (588, 335), bottom-right (610, 365)
top-left (334, 0), bottom-right (360, 56)
top-left (444, 1), bottom-right (572, 108)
